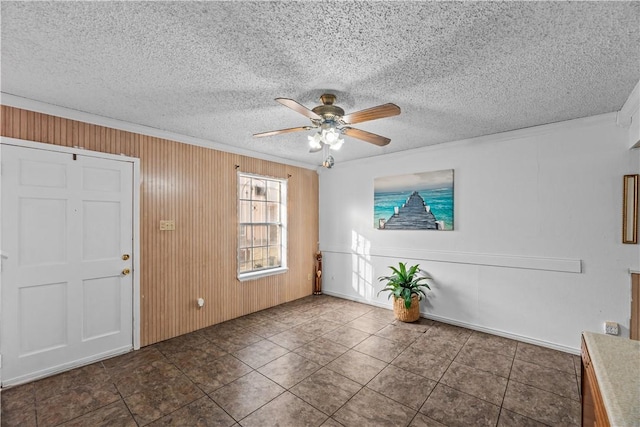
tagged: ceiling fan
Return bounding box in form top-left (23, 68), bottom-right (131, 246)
top-left (254, 94), bottom-right (401, 165)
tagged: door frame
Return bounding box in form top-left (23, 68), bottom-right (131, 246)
top-left (0, 137), bottom-right (141, 384)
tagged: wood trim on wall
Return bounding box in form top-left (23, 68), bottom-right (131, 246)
top-left (1, 105), bottom-right (319, 346)
top-left (321, 246), bottom-right (582, 273)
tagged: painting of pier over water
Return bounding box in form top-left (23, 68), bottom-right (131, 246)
top-left (374, 169), bottom-right (454, 230)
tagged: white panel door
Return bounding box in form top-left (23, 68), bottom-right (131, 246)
top-left (1, 144), bottom-right (133, 385)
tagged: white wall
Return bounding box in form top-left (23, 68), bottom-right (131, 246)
top-left (318, 113), bottom-right (640, 353)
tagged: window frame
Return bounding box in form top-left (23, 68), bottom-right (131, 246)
top-left (237, 172), bottom-right (288, 281)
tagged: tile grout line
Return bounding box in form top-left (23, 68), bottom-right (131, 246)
top-left (494, 339), bottom-right (517, 427)
top-left (152, 343), bottom-right (242, 426)
top-left (424, 330), bottom-right (471, 426)
top-left (367, 325), bottom-right (433, 426)
top-left (279, 310), bottom-right (414, 425)
top-left (33, 361), bottom-right (131, 427)
top-left (232, 306), bottom-right (365, 425)
top-left (330, 320), bottom-right (437, 426)
top-left (207, 307), bottom-right (365, 426)
top-left (502, 342), bottom-right (556, 427)
top-left (115, 386), bottom-right (141, 427)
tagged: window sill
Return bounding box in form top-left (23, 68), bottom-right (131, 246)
top-left (238, 267), bottom-right (288, 282)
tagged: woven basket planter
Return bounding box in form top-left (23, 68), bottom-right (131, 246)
top-left (393, 294), bottom-right (421, 322)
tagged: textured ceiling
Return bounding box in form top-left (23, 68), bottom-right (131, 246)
top-left (2, 1), bottom-right (639, 167)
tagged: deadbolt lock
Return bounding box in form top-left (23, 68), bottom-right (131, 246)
top-left (122, 254), bottom-right (130, 260)
top-left (122, 268), bottom-right (131, 275)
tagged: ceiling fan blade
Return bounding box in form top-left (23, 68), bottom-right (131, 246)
top-left (309, 146), bottom-right (323, 153)
top-left (275, 98), bottom-right (322, 120)
top-left (342, 127), bottom-right (391, 146)
top-left (342, 103), bottom-right (401, 125)
top-left (253, 126), bottom-right (313, 138)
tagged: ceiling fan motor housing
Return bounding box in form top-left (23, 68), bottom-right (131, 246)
top-left (312, 94), bottom-right (345, 124)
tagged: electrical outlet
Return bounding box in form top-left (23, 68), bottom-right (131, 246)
top-left (307, 273), bottom-right (312, 281)
top-left (604, 321), bottom-right (619, 335)
top-left (160, 220), bottom-right (175, 231)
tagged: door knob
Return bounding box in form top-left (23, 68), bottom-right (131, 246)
top-left (122, 254), bottom-right (130, 260)
top-left (122, 268), bottom-right (131, 275)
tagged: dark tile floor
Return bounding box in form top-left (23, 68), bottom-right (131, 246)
top-left (1, 295), bottom-right (582, 426)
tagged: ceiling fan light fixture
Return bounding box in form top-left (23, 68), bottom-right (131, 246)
top-left (321, 127), bottom-right (340, 145)
top-left (255, 93), bottom-right (400, 168)
top-left (308, 132), bottom-right (322, 150)
top-left (330, 137), bottom-right (344, 151)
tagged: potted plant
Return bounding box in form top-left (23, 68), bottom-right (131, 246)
top-left (377, 262), bottom-right (431, 322)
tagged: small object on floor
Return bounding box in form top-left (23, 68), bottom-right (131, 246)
top-left (314, 251), bottom-right (323, 295)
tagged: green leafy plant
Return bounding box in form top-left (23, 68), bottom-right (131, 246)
top-left (377, 262), bottom-right (431, 309)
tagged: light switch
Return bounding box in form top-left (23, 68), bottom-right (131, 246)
top-left (160, 220), bottom-right (175, 231)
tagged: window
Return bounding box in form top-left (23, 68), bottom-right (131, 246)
top-left (237, 172), bottom-right (287, 280)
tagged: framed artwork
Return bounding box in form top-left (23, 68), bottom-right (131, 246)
top-left (623, 174), bottom-right (638, 244)
top-left (374, 169), bottom-right (454, 230)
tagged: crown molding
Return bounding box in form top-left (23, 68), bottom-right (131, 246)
top-left (0, 93), bottom-right (318, 171)
top-left (616, 80), bottom-right (640, 148)
top-left (617, 79), bottom-right (640, 127)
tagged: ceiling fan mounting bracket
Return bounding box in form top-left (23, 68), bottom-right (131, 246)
top-left (319, 93), bottom-right (336, 105)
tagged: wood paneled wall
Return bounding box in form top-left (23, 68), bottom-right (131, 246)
top-left (1, 106), bottom-right (319, 346)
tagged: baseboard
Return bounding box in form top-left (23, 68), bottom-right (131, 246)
top-left (1, 345), bottom-right (133, 388)
top-left (321, 290), bottom-right (580, 355)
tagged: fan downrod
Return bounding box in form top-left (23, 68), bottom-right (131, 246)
top-left (320, 94), bottom-right (336, 105)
